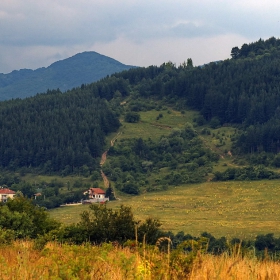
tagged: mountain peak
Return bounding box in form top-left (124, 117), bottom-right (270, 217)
top-left (0, 51), bottom-right (136, 100)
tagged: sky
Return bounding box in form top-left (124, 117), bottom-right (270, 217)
top-left (1, 0), bottom-right (280, 73)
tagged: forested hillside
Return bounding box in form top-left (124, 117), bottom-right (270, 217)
top-left (0, 51), bottom-right (134, 100)
top-left (113, 37), bottom-right (280, 156)
top-left (0, 81), bottom-right (124, 174)
top-left (1, 37), bottom-right (280, 185)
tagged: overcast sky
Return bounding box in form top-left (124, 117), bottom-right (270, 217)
top-left (1, 0), bottom-right (280, 73)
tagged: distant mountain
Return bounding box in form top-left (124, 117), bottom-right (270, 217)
top-left (0, 51), bottom-right (136, 100)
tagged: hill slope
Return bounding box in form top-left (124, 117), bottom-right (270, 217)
top-left (1, 37), bottom-right (280, 184)
top-left (0, 51), bottom-right (135, 100)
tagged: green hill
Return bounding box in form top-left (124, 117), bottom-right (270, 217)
top-left (1, 37), bottom-right (280, 207)
top-left (0, 51), bottom-right (135, 100)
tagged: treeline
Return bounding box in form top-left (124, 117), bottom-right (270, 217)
top-left (213, 166), bottom-right (280, 181)
top-left (168, 231), bottom-right (280, 259)
top-left (231, 37), bottom-right (280, 59)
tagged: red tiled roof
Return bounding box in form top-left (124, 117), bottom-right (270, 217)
top-left (90, 188), bottom-right (105, 194)
top-left (0, 188), bottom-right (15, 194)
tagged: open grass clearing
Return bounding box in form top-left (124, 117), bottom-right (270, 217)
top-left (114, 108), bottom-right (199, 142)
top-left (50, 179), bottom-right (280, 240)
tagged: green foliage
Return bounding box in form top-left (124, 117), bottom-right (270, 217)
top-left (64, 204), bottom-right (162, 245)
top-left (2, 36), bottom-right (280, 196)
top-left (213, 166), bottom-right (280, 181)
top-left (170, 238), bottom-right (207, 276)
top-left (113, 37), bottom-right (280, 158)
top-left (90, 171), bottom-right (101, 181)
top-left (106, 124), bottom-right (217, 193)
top-left (124, 111), bottom-right (141, 123)
top-left (105, 186), bottom-right (115, 200)
top-left (5, 176), bottom-right (92, 209)
top-left (123, 181), bottom-right (140, 194)
top-left (273, 154), bottom-right (280, 167)
top-left (0, 228), bottom-right (15, 245)
top-left (209, 117), bottom-right (220, 129)
top-left (0, 90), bottom-right (120, 173)
top-left (187, 58), bottom-right (193, 68)
top-left (230, 37), bottom-right (279, 59)
top-left (0, 197), bottom-right (60, 238)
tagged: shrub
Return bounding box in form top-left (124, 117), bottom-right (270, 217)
top-left (124, 112), bottom-right (140, 123)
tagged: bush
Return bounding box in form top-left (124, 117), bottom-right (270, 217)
top-left (0, 197), bottom-right (60, 239)
top-left (209, 117), bottom-right (220, 129)
top-left (0, 228), bottom-right (15, 245)
top-left (124, 112), bottom-right (140, 123)
top-left (66, 204), bottom-right (162, 245)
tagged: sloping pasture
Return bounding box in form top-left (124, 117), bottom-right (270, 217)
top-left (50, 180), bottom-right (280, 239)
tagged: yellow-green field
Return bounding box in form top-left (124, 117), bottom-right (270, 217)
top-left (50, 179), bottom-right (280, 240)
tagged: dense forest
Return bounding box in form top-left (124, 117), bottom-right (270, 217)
top-left (113, 37), bottom-right (280, 155)
top-left (0, 37), bottom-right (280, 183)
top-left (0, 84), bottom-right (123, 174)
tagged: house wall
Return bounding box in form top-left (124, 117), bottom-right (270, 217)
top-left (89, 194), bottom-right (105, 199)
top-left (0, 193), bottom-right (15, 202)
top-left (82, 197), bottom-right (109, 204)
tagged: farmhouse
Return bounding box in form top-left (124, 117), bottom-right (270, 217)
top-left (83, 188), bottom-right (109, 203)
top-left (0, 188), bottom-right (16, 203)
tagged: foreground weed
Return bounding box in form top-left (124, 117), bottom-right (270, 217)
top-left (1, 241), bottom-right (280, 279)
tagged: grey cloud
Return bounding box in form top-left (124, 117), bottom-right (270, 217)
top-left (1, 0), bottom-right (280, 73)
top-left (169, 22), bottom-right (223, 38)
top-left (1, 0), bottom-right (278, 47)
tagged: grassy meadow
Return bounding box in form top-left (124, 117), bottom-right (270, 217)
top-left (116, 107), bottom-right (200, 141)
top-left (50, 179), bottom-right (280, 240)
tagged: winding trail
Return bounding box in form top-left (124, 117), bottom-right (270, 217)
top-left (100, 132), bottom-right (122, 199)
top-left (101, 170), bottom-right (110, 188)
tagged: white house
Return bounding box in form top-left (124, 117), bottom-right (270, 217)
top-left (83, 188), bottom-right (109, 203)
top-left (0, 188), bottom-right (16, 203)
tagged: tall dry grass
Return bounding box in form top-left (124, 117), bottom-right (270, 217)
top-left (0, 241), bottom-right (280, 279)
top-left (189, 253), bottom-right (280, 280)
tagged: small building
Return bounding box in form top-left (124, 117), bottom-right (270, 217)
top-left (83, 188), bottom-right (109, 204)
top-left (34, 193), bottom-right (42, 200)
top-left (0, 188), bottom-right (16, 203)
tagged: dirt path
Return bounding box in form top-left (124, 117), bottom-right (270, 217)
top-left (100, 132), bottom-right (121, 167)
top-left (100, 151), bottom-right (107, 166)
top-left (100, 132), bottom-right (122, 199)
top-left (101, 170), bottom-right (110, 188)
